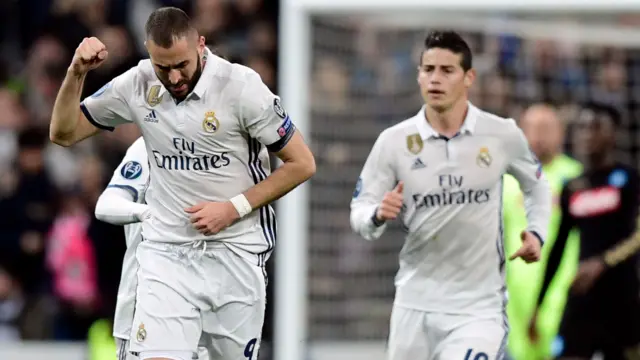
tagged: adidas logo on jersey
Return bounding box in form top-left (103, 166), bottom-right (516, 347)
top-left (144, 110), bottom-right (158, 123)
top-left (411, 158), bottom-right (426, 170)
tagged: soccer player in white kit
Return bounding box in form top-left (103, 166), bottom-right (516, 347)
top-left (94, 137), bottom-right (207, 360)
top-left (350, 31), bottom-right (552, 360)
top-left (49, 7), bottom-right (315, 360)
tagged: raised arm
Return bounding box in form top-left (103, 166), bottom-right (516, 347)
top-left (50, 37), bottom-right (134, 147)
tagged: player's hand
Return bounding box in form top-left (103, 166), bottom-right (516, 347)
top-left (185, 201), bottom-right (240, 236)
top-left (571, 256), bottom-right (606, 295)
top-left (69, 37), bottom-right (108, 75)
top-left (509, 231), bottom-right (541, 263)
top-left (375, 182), bottom-right (404, 222)
top-left (527, 309), bottom-right (540, 344)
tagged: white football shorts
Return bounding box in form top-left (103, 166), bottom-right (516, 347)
top-left (387, 305), bottom-right (508, 360)
top-left (128, 240), bottom-right (267, 360)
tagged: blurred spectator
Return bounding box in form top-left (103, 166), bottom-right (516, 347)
top-left (0, 127), bottom-right (57, 296)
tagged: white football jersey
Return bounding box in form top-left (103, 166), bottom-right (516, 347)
top-left (106, 137), bottom-right (149, 340)
top-left (350, 103), bottom-right (552, 316)
top-left (81, 48), bottom-right (293, 265)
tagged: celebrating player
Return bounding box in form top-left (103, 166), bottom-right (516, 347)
top-left (530, 102), bottom-right (640, 359)
top-left (50, 7), bottom-right (315, 360)
top-left (350, 30), bottom-right (552, 360)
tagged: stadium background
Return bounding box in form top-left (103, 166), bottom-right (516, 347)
top-left (0, 0), bottom-right (639, 359)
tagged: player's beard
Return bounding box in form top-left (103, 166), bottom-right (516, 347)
top-left (163, 55), bottom-right (203, 102)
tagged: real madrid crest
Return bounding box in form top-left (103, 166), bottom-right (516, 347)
top-left (476, 146), bottom-right (492, 168)
top-left (147, 85), bottom-right (162, 107)
top-left (136, 323), bottom-right (147, 342)
top-left (202, 111), bottom-right (220, 134)
top-left (406, 134), bottom-right (424, 155)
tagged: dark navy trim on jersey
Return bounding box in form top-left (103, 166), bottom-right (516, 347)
top-left (80, 103), bottom-right (115, 131)
top-left (371, 208), bottom-right (385, 227)
top-left (266, 122), bottom-right (296, 153)
top-left (248, 138), bottom-right (276, 266)
top-left (530, 231), bottom-right (544, 246)
top-left (107, 184), bottom-right (139, 203)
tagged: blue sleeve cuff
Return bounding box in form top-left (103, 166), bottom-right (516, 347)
top-left (80, 103), bottom-right (115, 131)
top-left (530, 231), bottom-right (544, 246)
top-left (107, 184), bottom-right (139, 203)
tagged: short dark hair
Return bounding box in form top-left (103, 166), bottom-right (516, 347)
top-left (422, 30), bottom-right (472, 71)
top-left (18, 126), bottom-right (47, 150)
top-left (145, 7), bottom-right (196, 48)
top-left (581, 101), bottom-right (622, 127)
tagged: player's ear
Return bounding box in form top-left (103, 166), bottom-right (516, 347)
top-left (464, 68), bottom-right (476, 88)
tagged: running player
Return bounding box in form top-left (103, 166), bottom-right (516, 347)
top-left (531, 101), bottom-right (640, 359)
top-left (94, 137), bottom-right (150, 360)
top-left (350, 30), bottom-right (552, 360)
top-left (50, 7), bottom-right (315, 360)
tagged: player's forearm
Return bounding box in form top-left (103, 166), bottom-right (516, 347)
top-left (50, 70), bottom-right (87, 146)
top-left (602, 230), bottom-right (640, 267)
top-left (522, 178), bottom-right (552, 244)
top-left (242, 159), bottom-right (315, 211)
top-left (95, 188), bottom-right (149, 225)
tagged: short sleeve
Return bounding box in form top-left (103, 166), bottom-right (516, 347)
top-left (80, 67), bottom-right (137, 131)
top-left (107, 138), bottom-right (149, 203)
top-left (238, 70), bottom-right (296, 152)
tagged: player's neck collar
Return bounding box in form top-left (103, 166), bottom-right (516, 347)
top-left (190, 47), bottom-right (214, 99)
top-left (416, 101), bottom-right (478, 140)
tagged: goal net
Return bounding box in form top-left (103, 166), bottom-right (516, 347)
top-left (304, 9), bottom-right (640, 349)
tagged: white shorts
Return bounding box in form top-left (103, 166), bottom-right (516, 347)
top-left (116, 338), bottom-right (210, 360)
top-left (129, 240), bottom-right (267, 360)
top-left (387, 305), bottom-right (508, 360)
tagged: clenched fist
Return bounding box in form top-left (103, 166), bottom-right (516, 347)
top-left (69, 37), bottom-right (108, 75)
top-left (375, 181), bottom-right (404, 223)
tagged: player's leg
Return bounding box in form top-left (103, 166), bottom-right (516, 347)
top-left (552, 305), bottom-right (597, 360)
top-left (432, 314), bottom-right (507, 360)
top-left (200, 246), bottom-right (267, 360)
top-left (128, 241), bottom-right (203, 360)
top-left (386, 305), bottom-right (431, 360)
top-left (601, 300), bottom-right (640, 360)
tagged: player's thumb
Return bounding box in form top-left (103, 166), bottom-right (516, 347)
top-left (509, 247), bottom-right (524, 261)
top-left (520, 231), bottom-right (528, 242)
top-left (393, 181), bottom-right (404, 194)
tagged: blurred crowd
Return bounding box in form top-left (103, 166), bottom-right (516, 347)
top-left (307, 18), bottom-right (640, 340)
top-left (0, 0), bottom-right (277, 345)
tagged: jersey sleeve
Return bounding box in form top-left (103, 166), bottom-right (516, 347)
top-left (505, 122), bottom-right (552, 244)
top-left (80, 67), bottom-right (137, 131)
top-left (106, 139), bottom-right (149, 203)
top-left (238, 70), bottom-right (295, 152)
top-left (350, 131), bottom-right (396, 241)
top-left (537, 182), bottom-right (574, 306)
top-left (603, 168), bottom-right (640, 267)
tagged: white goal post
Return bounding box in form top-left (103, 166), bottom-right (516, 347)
top-left (275, 2), bottom-right (640, 360)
